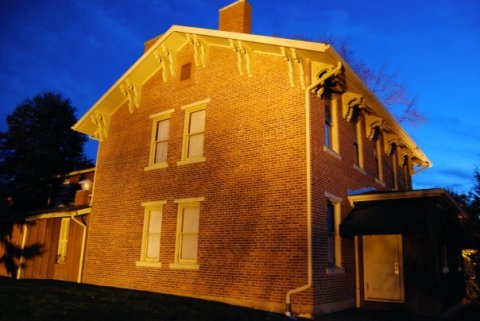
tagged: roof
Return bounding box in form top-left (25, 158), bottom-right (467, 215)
top-left (72, 25), bottom-right (430, 171)
top-left (341, 188), bottom-right (468, 240)
top-left (0, 205), bottom-right (91, 223)
top-left (348, 188), bottom-right (463, 212)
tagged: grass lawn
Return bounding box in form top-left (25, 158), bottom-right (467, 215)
top-left (1, 277), bottom-right (478, 321)
top-left (0, 277), bottom-right (288, 321)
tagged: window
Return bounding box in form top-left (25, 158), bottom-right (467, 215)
top-left (325, 102), bottom-right (333, 149)
top-left (327, 201), bottom-right (336, 267)
top-left (325, 192), bottom-right (343, 272)
top-left (170, 197), bottom-right (204, 270)
top-left (136, 201), bottom-right (166, 268)
top-left (180, 62), bottom-right (192, 81)
top-left (373, 131), bottom-right (384, 182)
top-left (177, 60), bottom-right (195, 89)
top-left (146, 109), bottom-right (174, 170)
top-left (353, 132), bottom-right (360, 166)
top-left (323, 99), bottom-right (341, 159)
top-left (153, 119), bottom-right (170, 163)
top-left (403, 156), bottom-right (412, 190)
top-left (57, 218), bottom-right (70, 264)
top-left (352, 115), bottom-right (364, 169)
top-left (178, 99), bottom-right (210, 165)
top-left (390, 146), bottom-right (399, 190)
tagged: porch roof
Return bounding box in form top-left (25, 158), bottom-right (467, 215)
top-left (340, 189), bottom-right (468, 241)
top-left (339, 198), bottom-right (431, 238)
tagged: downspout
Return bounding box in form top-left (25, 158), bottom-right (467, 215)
top-left (70, 212), bottom-right (87, 284)
top-left (16, 223), bottom-right (29, 279)
top-left (285, 62), bottom-right (342, 316)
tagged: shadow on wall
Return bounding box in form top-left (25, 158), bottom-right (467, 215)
top-left (0, 220), bottom-right (43, 279)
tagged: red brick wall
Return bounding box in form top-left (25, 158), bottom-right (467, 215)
top-left (83, 42), bottom-right (410, 315)
top-left (84, 44), bottom-right (309, 312)
top-left (307, 91), bottom-right (411, 313)
top-left (218, 0), bottom-right (251, 34)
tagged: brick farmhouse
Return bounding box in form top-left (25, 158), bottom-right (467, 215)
top-left (1, 0), bottom-right (469, 318)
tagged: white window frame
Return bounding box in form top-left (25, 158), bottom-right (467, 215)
top-left (391, 146), bottom-right (399, 190)
top-left (353, 114), bottom-right (365, 171)
top-left (325, 192), bottom-right (344, 274)
top-left (145, 109), bottom-right (174, 171)
top-left (177, 99), bottom-right (210, 166)
top-left (170, 197), bottom-right (205, 270)
top-left (323, 98), bottom-right (342, 160)
top-left (373, 131), bottom-right (384, 184)
top-left (57, 217), bottom-right (70, 264)
top-left (136, 200), bottom-right (166, 268)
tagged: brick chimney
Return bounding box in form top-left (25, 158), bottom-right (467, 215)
top-left (219, 0), bottom-right (252, 34)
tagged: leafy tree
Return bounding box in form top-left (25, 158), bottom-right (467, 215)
top-left (0, 92), bottom-right (92, 213)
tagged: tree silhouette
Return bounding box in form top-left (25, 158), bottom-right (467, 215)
top-left (447, 168), bottom-right (480, 300)
top-left (0, 92), bottom-right (93, 213)
top-left (277, 33), bottom-right (425, 126)
top-left (0, 220), bottom-right (43, 278)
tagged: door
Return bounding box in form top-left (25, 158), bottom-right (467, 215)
top-left (363, 234), bottom-right (404, 302)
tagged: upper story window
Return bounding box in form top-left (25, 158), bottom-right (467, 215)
top-left (177, 99), bottom-right (210, 166)
top-left (145, 109), bottom-right (174, 171)
top-left (390, 145), bottom-right (399, 190)
top-left (323, 99), bottom-right (341, 160)
top-left (154, 119), bottom-right (170, 162)
top-left (373, 130), bottom-right (384, 183)
top-left (325, 102), bottom-right (333, 149)
top-left (353, 128), bottom-right (359, 166)
top-left (352, 113), bottom-right (364, 170)
top-left (180, 62), bottom-right (192, 81)
top-left (177, 60), bottom-right (195, 89)
top-left (403, 156), bottom-right (412, 190)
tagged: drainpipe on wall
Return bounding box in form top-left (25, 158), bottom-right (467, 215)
top-left (16, 224), bottom-right (29, 279)
top-left (285, 62), bottom-right (342, 317)
top-left (70, 212), bottom-right (87, 283)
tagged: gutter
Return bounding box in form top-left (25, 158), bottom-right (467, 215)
top-left (16, 224), bottom-right (29, 279)
top-left (70, 212), bottom-right (87, 283)
top-left (285, 62), bottom-right (342, 317)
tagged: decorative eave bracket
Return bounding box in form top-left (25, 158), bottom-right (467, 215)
top-left (120, 79), bottom-right (141, 114)
top-left (341, 92), bottom-right (367, 122)
top-left (398, 144), bottom-right (414, 171)
top-left (383, 131), bottom-right (400, 155)
top-left (310, 62), bottom-right (345, 98)
top-left (90, 111), bottom-right (111, 141)
top-left (281, 47), bottom-right (308, 88)
top-left (365, 113), bottom-right (385, 140)
top-left (153, 45), bottom-right (177, 82)
top-left (230, 39), bottom-right (252, 77)
top-left (187, 34), bottom-right (207, 68)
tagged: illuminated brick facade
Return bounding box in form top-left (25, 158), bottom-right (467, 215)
top-left (76, 0), bottom-right (430, 317)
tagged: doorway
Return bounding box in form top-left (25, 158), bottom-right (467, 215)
top-left (363, 234), bottom-right (404, 302)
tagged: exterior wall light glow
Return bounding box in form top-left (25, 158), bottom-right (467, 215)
top-left (79, 179), bottom-right (93, 191)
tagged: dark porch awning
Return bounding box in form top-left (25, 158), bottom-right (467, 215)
top-left (340, 198), bottom-right (432, 238)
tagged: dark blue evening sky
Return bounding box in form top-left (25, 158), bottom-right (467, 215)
top-left (1, 0), bottom-right (479, 193)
